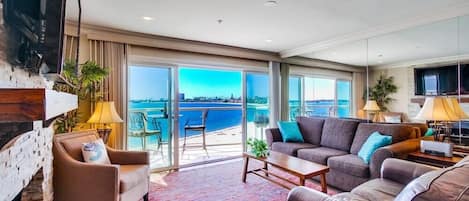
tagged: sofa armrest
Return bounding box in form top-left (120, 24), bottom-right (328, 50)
top-left (265, 128), bottom-right (283, 148)
top-left (107, 146), bottom-right (150, 165)
top-left (53, 146), bottom-right (120, 201)
top-left (381, 158), bottom-right (438, 185)
top-left (369, 138), bottom-right (420, 178)
top-left (287, 187), bottom-right (330, 201)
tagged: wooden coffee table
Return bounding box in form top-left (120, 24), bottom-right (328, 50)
top-left (242, 151), bottom-right (329, 193)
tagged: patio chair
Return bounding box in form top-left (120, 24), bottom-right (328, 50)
top-left (128, 111), bottom-right (163, 155)
top-left (253, 111), bottom-right (269, 140)
top-left (183, 109), bottom-right (209, 151)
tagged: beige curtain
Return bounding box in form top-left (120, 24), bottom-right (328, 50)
top-left (353, 72), bottom-right (366, 118)
top-left (63, 35), bottom-right (78, 61)
top-left (280, 63), bottom-right (290, 121)
top-left (89, 40), bottom-right (128, 149)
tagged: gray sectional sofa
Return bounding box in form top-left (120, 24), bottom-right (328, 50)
top-left (287, 157), bottom-right (469, 201)
top-left (265, 116), bottom-right (424, 191)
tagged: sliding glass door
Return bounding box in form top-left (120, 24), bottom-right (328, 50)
top-left (292, 76), bottom-right (352, 118)
top-left (245, 72), bottom-right (270, 140)
top-left (304, 77), bottom-right (336, 117)
top-left (289, 76), bottom-right (302, 121)
top-left (127, 65), bottom-right (174, 170)
top-left (178, 67), bottom-right (243, 166)
top-left (336, 80), bottom-right (352, 118)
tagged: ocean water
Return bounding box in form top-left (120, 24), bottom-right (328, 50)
top-left (127, 100), bottom-right (350, 149)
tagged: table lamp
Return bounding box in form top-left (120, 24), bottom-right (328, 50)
top-left (363, 100), bottom-right (380, 121)
top-left (414, 97), bottom-right (459, 141)
top-left (445, 97), bottom-right (469, 120)
top-left (87, 101), bottom-right (123, 143)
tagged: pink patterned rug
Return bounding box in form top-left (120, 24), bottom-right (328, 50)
top-left (149, 159), bottom-right (336, 201)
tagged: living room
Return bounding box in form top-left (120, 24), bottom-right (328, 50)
top-left (0, 1), bottom-right (469, 201)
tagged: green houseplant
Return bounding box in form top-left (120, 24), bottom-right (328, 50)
top-left (247, 138), bottom-right (269, 158)
top-left (53, 60), bottom-right (109, 133)
top-left (364, 74), bottom-right (398, 111)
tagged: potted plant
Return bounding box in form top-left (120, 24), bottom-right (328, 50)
top-left (364, 74), bottom-right (398, 111)
top-left (247, 138), bottom-right (269, 158)
top-left (53, 60), bottom-right (109, 133)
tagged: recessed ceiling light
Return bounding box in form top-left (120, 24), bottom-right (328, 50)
top-left (142, 16), bottom-right (154, 21)
top-left (264, 1), bottom-right (278, 7)
top-left (265, 39), bottom-right (273, 43)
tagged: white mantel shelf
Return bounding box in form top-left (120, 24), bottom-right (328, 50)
top-left (0, 88), bottom-right (77, 123)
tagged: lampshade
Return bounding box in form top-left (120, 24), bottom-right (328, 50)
top-left (445, 97), bottom-right (469, 119)
top-left (87, 101), bottom-right (123, 124)
top-left (363, 100), bottom-right (380, 111)
top-left (414, 97), bottom-right (459, 121)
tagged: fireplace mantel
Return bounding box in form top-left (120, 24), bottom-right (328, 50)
top-left (0, 88), bottom-right (77, 123)
top-left (0, 88), bottom-right (77, 148)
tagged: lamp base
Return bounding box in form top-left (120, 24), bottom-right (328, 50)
top-left (96, 128), bottom-right (112, 144)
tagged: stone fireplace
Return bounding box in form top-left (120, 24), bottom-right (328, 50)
top-left (0, 122), bottom-right (54, 201)
top-left (0, 6), bottom-right (56, 200)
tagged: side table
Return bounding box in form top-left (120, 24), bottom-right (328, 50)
top-left (407, 151), bottom-right (463, 168)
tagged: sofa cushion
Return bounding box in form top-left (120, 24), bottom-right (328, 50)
top-left (328, 154), bottom-right (370, 178)
top-left (297, 147), bottom-right (348, 165)
top-left (296, 116), bottom-right (325, 145)
top-left (320, 118), bottom-right (360, 152)
top-left (60, 134), bottom-right (99, 161)
top-left (120, 164), bottom-right (149, 193)
top-left (277, 121), bottom-right (304, 143)
top-left (326, 193), bottom-right (369, 201)
top-left (350, 123), bottom-right (414, 155)
top-left (351, 179), bottom-right (405, 201)
top-left (271, 142), bottom-right (317, 156)
top-left (395, 160), bottom-right (469, 201)
top-left (357, 132), bottom-right (392, 164)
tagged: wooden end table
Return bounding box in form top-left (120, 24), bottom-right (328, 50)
top-left (407, 151), bottom-right (463, 168)
top-left (242, 151), bottom-right (329, 193)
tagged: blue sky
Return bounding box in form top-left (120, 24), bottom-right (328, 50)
top-left (246, 73), bottom-right (269, 98)
top-left (179, 67), bottom-right (241, 98)
top-left (129, 66), bottom-right (169, 100)
top-left (129, 66), bottom-right (349, 101)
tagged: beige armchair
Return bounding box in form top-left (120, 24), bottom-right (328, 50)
top-left (53, 130), bottom-right (150, 201)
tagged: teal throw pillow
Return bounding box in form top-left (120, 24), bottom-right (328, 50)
top-left (358, 132), bottom-right (392, 164)
top-left (277, 121), bottom-right (304, 143)
top-left (424, 128), bottom-right (434, 137)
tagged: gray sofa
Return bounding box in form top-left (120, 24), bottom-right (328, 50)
top-left (266, 116), bottom-right (423, 191)
top-left (287, 157), bottom-right (469, 201)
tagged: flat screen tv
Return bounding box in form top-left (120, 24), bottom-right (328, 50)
top-left (414, 65), bottom-right (459, 96)
top-left (461, 64), bottom-right (469, 94)
top-left (3, 0), bottom-right (66, 77)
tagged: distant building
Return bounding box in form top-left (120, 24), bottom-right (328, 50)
top-left (179, 93), bottom-right (185, 101)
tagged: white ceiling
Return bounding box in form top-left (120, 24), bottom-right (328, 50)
top-left (301, 16), bottom-right (469, 67)
top-left (66, 0), bottom-right (469, 55)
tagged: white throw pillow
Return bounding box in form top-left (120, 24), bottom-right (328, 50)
top-left (384, 115), bottom-right (401, 123)
top-left (82, 139), bottom-right (111, 164)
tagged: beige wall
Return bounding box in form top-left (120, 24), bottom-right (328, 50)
top-left (370, 67), bottom-right (410, 113)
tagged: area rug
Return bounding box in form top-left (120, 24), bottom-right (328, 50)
top-left (149, 159), bottom-right (336, 201)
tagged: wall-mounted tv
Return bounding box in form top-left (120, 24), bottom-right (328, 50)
top-left (414, 65), bottom-right (458, 96)
top-left (3, 0), bottom-right (66, 78)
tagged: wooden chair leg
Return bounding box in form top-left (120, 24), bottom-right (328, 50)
top-left (140, 136), bottom-right (145, 150)
top-left (183, 129), bottom-right (187, 151)
top-left (143, 136), bottom-right (147, 150)
top-left (202, 129), bottom-right (206, 150)
top-left (158, 134), bottom-right (164, 158)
